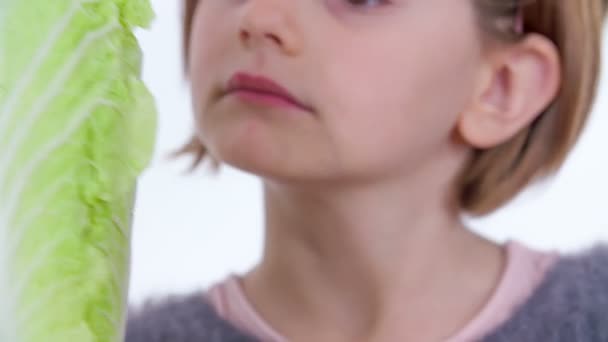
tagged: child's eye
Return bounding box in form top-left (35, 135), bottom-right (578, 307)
top-left (344, 0), bottom-right (391, 8)
top-left (325, 0), bottom-right (394, 17)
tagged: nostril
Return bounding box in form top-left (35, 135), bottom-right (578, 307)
top-left (240, 29), bottom-right (282, 47)
top-left (265, 33), bottom-right (282, 46)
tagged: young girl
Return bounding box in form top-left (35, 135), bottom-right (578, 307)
top-left (127, 0), bottom-right (608, 341)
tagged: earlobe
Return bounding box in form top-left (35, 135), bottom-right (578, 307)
top-left (457, 34), bottom-right (561, 150)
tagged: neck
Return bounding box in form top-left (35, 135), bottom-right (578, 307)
top-left (242, 161), bottom-right (505, 340)
top-left (261, 173), bottom-right (465, 287)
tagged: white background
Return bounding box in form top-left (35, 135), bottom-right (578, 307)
top-left (129, 1), bottom-right (608, 305)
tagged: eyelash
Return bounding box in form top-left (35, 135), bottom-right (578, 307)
top-left (343, 0), bottom-right (392, 10)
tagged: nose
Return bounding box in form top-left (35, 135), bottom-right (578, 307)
top-left (239, 0), bottom-right (301, 56)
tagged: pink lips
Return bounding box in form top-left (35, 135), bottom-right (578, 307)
top-left (225, 72), bottom-right (312, 112)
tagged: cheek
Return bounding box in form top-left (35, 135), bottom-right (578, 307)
top-left (189, 30), bottom-right (211, 122)
top-left (188, 10), bottom-right (231, 125)
top-left (321, 36), bottom-right (481, 167)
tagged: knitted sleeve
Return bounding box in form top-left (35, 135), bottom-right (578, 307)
top-left (124, 292), bottom-right (258, 342)
top-left (482, 244), bottom-right (608, 342)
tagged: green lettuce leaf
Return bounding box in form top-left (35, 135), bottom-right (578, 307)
top-left (0, 0), bottom-right (157, 341)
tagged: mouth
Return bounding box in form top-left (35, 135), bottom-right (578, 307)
top-left (223, 72), bottom-right (313, 113)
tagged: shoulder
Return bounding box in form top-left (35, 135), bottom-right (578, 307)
top-left (483, 243), bottom-right (608, 342)
top-left (125, 290), bottom-right (258, 342)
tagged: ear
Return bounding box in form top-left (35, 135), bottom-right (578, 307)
top-left (457, 34), bottom-right (561, 149)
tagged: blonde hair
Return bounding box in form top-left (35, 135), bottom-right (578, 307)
top-left (177, 0), bottom-right (607, 215)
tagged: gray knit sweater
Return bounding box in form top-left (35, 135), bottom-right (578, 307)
top-left (125, 244), bottom-right (608, 341)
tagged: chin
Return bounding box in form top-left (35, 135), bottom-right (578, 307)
top-left (213, 143), bottom-right (345, 187)
top-left (199, 113), bottom-right (324, 182)
top-left (204, 133), bottom-right (297, 181)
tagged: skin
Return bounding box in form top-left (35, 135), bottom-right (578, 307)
top-left (188, 0), bottom-right (561, 340)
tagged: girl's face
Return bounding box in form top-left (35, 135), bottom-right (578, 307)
top-left (189, 0), bottom-right (484, 183)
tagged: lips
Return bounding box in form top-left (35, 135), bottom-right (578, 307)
top-left (224, 72), bottom-right (312, 112)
